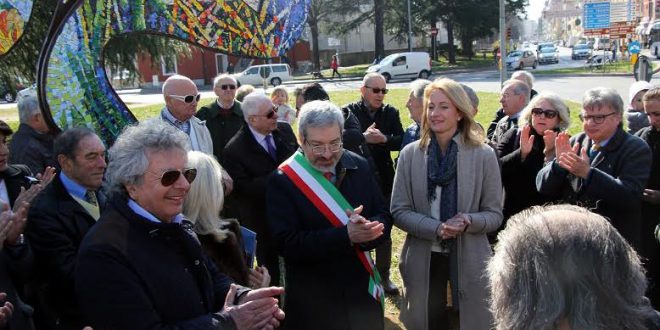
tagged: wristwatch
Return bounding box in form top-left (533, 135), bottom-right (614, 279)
top-left (10, 234), bottom-right (25, 246)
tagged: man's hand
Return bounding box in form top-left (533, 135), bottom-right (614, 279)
top-left (226, 284), bottom-right (285, 330)
top-left (519, 125), bottom-right (534, 160)
top-left (363, 123), bottom-right (387, 144)
top-left (554, 132), bottom-right (572, 159)
top-left (0, 292), bottom-right (13, 327)
top-left (248, 266), bottom-right (271, 289)
top-left (13, 166), bottom-right (56, 214)
top-left (346, 206), bottom-right (384, 244)
top-left (643, 189), bottom-right (660, 204)
top-left (558, 143), bottom-right (591, 178)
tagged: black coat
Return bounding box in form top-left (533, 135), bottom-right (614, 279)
top-left (536, 128), bottom-right (651, 250)
top-left (1, 164), bottom-right (32, 208)
top-left (25, 173), bottom-right (106, 329)
top-left (8, 123), bottom-right (58, 175)
top-left (343, 100), bottom-right (403, 197)
top-left (196, 100), bottom-right (244, 164)
top-left (497, 127), bottom-right (555, 220)
top-left (75, 197), bottom-right (240, 329)
top-left (222, 124), bottom-right (296, 284)
top-left (267, 151), bottom-right (391, 330)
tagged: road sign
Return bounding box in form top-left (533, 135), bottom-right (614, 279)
top-left (328, 37), bottom-right (341, 47)
top-left (584, 1), bottom-right (611, 29)
top-left (430, 27), bottom-right (438, 35)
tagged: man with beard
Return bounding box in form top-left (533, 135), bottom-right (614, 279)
top-left (267, 101), bottom-right (392, 330)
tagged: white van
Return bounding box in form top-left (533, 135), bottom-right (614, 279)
top-left (366, 52), bottom-right (432, 82)
top-left (233, 63), bottom-right (291, 86)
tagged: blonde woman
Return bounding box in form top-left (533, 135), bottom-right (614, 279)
top-left (183, 151), bottom-right (269, 288)
top-left (391, 78), bottom-right (503, 330)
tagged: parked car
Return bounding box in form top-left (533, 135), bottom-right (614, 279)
top-left (537, 42), bottom-right (555, 54)
top-left (506, 50), bottom-right (538, 70)
top-left (365, 52), bottom-right (432, 82)
top-left (538, 47), bottom-right (559, 64)
top-left (232, 63), bottom-right (291, 86)
top-left (571, 44), bottom-right (592, 60)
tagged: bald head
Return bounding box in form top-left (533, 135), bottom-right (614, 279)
top-left (162, 75), bottom-right (199, 122)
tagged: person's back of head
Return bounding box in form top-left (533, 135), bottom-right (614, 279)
top-left (301, 83), bottom-right (330, 103)
top-left (488, 204), bottom-right (653, 330)
top-left (236, 84), bottom-right (255, 102)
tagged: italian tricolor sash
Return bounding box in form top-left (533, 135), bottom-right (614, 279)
top-left (279, 151), bottom-right (385, 306)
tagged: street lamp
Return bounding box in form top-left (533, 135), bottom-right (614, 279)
top-left (407, 0), bottom-right (413, 51)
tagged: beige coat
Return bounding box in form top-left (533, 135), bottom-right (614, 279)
top-left (391, 135), bottom-right (503, 330)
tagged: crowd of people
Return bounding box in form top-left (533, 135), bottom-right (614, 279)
top-left (0, 69), bottom-right (658, 330)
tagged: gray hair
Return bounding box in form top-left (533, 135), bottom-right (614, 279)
top-left (213, 73), bottom-right (237, 88)
top-left (105, 119), bottom-right (190, 196)
top-left (488, 204), bottom-right (652, 330)
top-left (460, 83), bottom-right (480, 109)
top-left (235, 84), bottom-right (255, 102)
top-left (583, 87), bottom-right (624, 117)
top-left (297, 100), bottom-right (345, 139)
top-left (503, 79), bottom-right (531, 104)
top-left (511, 70), bottom-right (535, 89)
top-left (241, 93), bottom-right (272, 121)
top-left (17, 95), bottom-right (41, 124)
top-left (183, 151), bottom-right (227, 238)
top-left (362, 72), bottom-right (385, 86)
top-left (410, 79), bottom-right (432, 99)
top-left (518, 91), bottom-right (571, 130)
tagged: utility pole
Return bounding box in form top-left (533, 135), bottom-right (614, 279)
top-left (407, 0), bottom-right (413, 51)
top-left (499, 0), bottom-right (507, 87)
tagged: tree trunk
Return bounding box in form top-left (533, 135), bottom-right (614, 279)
top-left (374, 0), bottom-right (385, 59)
top-left (447, 21), bottom-right (456, 64)
top-left (461, 32), bottom-right (474, 61)
top-left (309, 17), bottom-right (321, 71)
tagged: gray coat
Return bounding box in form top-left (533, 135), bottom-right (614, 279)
top-left (391, 135), bottom-right (503, 330)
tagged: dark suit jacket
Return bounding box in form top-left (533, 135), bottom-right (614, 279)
top-left (536, 128), bottom-right (651, 250)
top-left (266, 151), bottom-right (391, 330)
top-left (8, 123), bottom-right (57, 175)
top-left (497, 127), bottom-right (554, 220)
top-left (25, 173), bottom-right (106, 329)
top-left (343, 100), bottom-right (403, 197)
top-left (222, 124), bottom-right (296, 249)
top-left (196, 100), bottom-right (244, 164)
top-left (2, 164), bottom-right (32, 208)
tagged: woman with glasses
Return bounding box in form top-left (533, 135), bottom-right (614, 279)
top-left (496, 92), bottom-right (571, 220)
top-left (75, 120), bottom-right (285, 328)
top-left (391, 78), bottom-right (503, 330)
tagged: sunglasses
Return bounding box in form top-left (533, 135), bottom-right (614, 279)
top-left (155, 168), bottom-right (197, 186)
top-left (364, 85), bottom-right (388, 94)
top-left (169, 94), bottom-right (201, 104)
top-left (531, 108), bottom-right (559, 119)
top-left (254, 107), bottom-right (277, 119)
top-left (220, 84), bottom-right (236, 90)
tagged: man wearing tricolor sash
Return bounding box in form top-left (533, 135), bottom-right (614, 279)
top-left (267, 101), bottom-right (392, 330)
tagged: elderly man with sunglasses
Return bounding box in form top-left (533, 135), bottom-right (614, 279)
top-left (222, 93), bottom-right (297, 287)
top-left (26, 127), bottom-right (107, 329)
top-left (342, 72), bottom-right (403, 295)
top-left (536, 87), bottom-right (651, 251)
top-left (75, 120), bottom-right (285, 329)
top-left (196, 74), bottom-right (244, 164)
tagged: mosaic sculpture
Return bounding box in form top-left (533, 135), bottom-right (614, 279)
top-left (31, 0), bottom-right (309, 145)
top-left (0, 0), bottom-right (33, 55)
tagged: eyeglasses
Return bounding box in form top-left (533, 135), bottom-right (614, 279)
top-left (579, 112), bottom-right (617, 124)
top-left (305, 141), bottom-right (343, 155)
top-left (254, 107), bottom-right (277, 119)
top-left (169, 94), bottom-right (201, 104)
top-left (219, 84), bottom-right (236, 90)
top-left (364, 85), bottom-right (388, 94)
top-left (531, 108), bottom-right (559, 119)
top-left (153, 168), bottom-right (197, 186)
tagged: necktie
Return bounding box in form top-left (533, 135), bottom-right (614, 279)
top-left (323, 172), bottom-right (333, 183)
top-left (589, 143), bottom-right (600, 159)
top-left (265, 135), bottom-right (277, 160)
top-left (85, 190), bottom-right (98, 206)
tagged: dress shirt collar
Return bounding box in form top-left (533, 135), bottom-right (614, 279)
top-left (60, 171), bottom-right (88, 200)
top-left (128, 198), bottom-right (183, 224)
